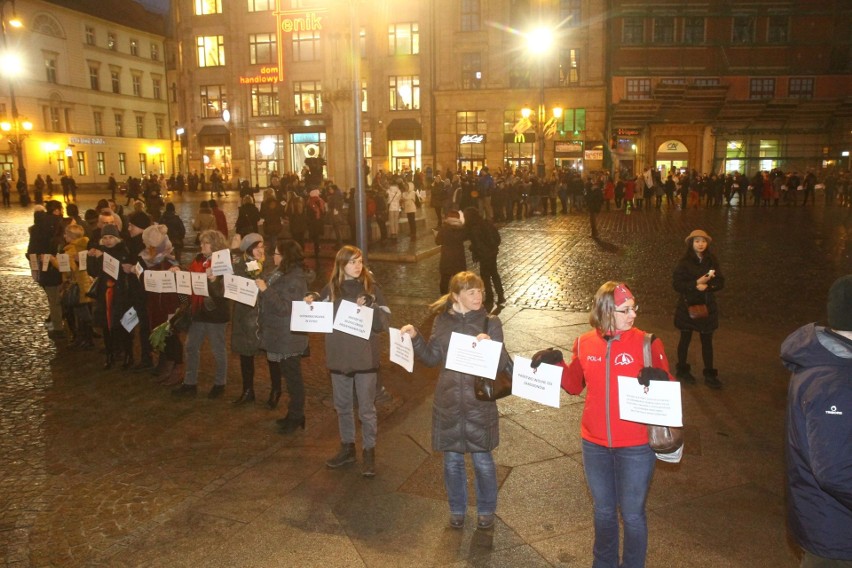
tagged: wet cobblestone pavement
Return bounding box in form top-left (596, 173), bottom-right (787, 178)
top-left (1, 193), bottom-right (850, 566)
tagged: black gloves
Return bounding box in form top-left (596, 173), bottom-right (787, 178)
top-left (357, 293), bottom-right (375, 307)
top-left (637, 367), bottom-right (668, 387)
top-left (530, 348), bottom-right (564, 368)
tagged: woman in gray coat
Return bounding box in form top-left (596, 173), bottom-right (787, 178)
top-left (231, 233), bottom-right (268, 406)
top-left (400, 271), bottom-right (509, 532)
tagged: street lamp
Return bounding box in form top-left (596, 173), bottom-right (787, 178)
top-left (0, 0), bottom-right (27, 190)
top-left (526, 27), bottom-right (555, 177)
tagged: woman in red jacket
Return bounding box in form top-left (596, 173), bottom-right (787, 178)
top-left (532, 281), bottom-right (674, 568)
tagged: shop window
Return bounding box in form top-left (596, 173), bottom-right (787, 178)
top-left (249, 33), bottom-right (276, 65)
top-left (197, 35), bottom-right (225, 67)
top-left (200, 85), bottom-right (227, 118)
top-left (653, 16), bottom-right (674, 43)
top-left (759, 139), bottom-right (780, 171)
top-left (768, 16), bottom-right (789, 43)
top-left (460, 0), bottom-right (480, 32)
top-left (292, 30), bottom-right (321, 62)
top-left (294, 81), bottom-right (322, 114)
top-left (138, 153), bottom-right (147, 176)
top-left (388, 23), bottom-right (419, 56)
top-left (195, 0), bottom-right (222, 15)
top-left (559, 49), bottom-right (579, 86)
top-left (388, 76), bottom-right (419, 110)
top-left (732, 16), bottom-right (755, 44)
top-left (560, 108), bottom-right (585, 134)
top-left (749, 78), bottom-right (775, 100)
top-left (461, 53), bottom-right (481, 89)
top-left (788, 78), bottom-right (813, 100)
top-left (683, 17), bottom-right (705, 44)
top-left (626, 78), bottom-right (651, 100)
top-left (252, 84), bottom-right (279, 116)
top-left (622, 17), bottom-right (644, 45)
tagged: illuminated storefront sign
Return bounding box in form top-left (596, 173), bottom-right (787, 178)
top-left (274, 3), bottom-right (327, 82)
top-left (239, 66), bottom-right (280, 85)
top-left (459, 134), bottom-right (485, 144)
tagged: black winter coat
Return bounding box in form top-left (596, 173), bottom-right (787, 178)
top-left (87, 241), bottom-right (131, 329)
top-left (672, 252), bottom-right (724, 332)
top-left (411, 308), bottom-right (509, 453)
top-left (258, 265), bottom-right (312, 356)
top-left (435, 218), bottom-right (466, 275)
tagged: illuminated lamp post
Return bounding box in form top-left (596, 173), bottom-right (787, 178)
top-left (0, 1), bottom-right (27, 188)
top-left (526, 26), bottom-right (554, 178)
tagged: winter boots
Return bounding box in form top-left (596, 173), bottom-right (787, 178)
top-left (675, 363), bottom-right (696, 384)
top-left (703, 368), bottom-right (722, 389)
top-left (326, 443), bottom-right (356, 469)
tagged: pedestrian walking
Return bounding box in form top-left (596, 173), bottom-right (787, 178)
top-left (672, 229), bottom-right (724, 388)
top-left (399, 271), bottom-right (510, 531)
top-left (1, 174), bottom-right (10, 207)
top-left (531, 281), bottom-right (675, 568)
top-left (307, 245), bottom-right (389, 477)
top-left (781, 275), bottom-right (852, 567)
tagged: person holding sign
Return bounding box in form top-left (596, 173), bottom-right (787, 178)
top-left (55, 223), bottom-right (94, 349)
top-left (230, 233), bottom-right (267, 406)
top-left (308, 245), bottom-right (389, 477)
top-left (257, 239), bottom-right (313, 433)
top-left (27, 201), bottom-right (65, 339)
top-left (530, 282), bottom-right (674, 568)
top-left (139, 225), bottom-right (184, 383)
top-left (87, 224), bottom-right (132, 369)
top-left (399, 271), bottom-right (510, 531)
top-left (172, 230), bottom-right (232, 399)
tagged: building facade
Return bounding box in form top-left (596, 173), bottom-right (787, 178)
top-left (607, 0), bottom-right (852, 178)
top-left (0, 0), bottom-right (171, 189)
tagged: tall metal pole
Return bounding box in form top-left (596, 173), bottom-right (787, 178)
top-left (350, 0), bottom-right (367, 260)
top-left (537, 58), bottom-right (545, 178)
top-left (0, 0), bottom-right (25, 189)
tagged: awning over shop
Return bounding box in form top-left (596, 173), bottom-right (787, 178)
top-left (197, 124), bottom-right (230, 146)
top-left (387, 118), bottom-right (421, 140)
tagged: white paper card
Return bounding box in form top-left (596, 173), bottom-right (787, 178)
top-left (144, 270), bottom-right (160, 292)
top-left (135, 262), bottom-right (144, 278)
top-left (617, 376), bottom-right (683, 427)
top-left (190, 272), bottom-right (209, 296)
top-left (223, 274), bottom-right (258, 306)
top-left (159, 270), bottom-right (177, 294)
top-left (102, 252), bottom-right (120, 279)
top-left (511, 356), bottom-right (561, 408)
top-left (290, 301), bottom-right (334, 333)
top-left (332, 299), bottom-right (374, 340)
top-left (445, 332), bottom-right (502, 379)
top-left (211, 249), bottom-right (233, 276)
top-left (175, 271), bottom-right (192, 295)
top-left (41, 254), bottom-right (51, 271)
top-left (120, 307), bottom-right (139, 332)
top-left (388, 327), bottom-right (414, 373)
top-left (77, 251), bottom-right (88, 271)
top-left (29, 254), bottom-right (38, 270)
top-left (57, 253), bottom-right (71, 272)
top-left (245, 260), bottom-right (260, 273)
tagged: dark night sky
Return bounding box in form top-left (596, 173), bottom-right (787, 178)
top-left (132, 0), bottom-right (169, 14)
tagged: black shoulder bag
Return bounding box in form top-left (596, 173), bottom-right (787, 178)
top-left (473, 315), bottom-right (514, 401)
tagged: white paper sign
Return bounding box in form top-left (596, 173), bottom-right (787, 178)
top-left (159, 270), bottom-right (177, 294)
top-left (332, 299), bottom-right (374, 340)
top-left (175, 271), bottom-right (192, 295)
top-left (56, 253), bottom-right (71, 272)
top-left (190, 272), bottom-right (209, 296)
top-left (445, 332), bottom-right (502, 379)
top-left (102, 252), bottom-right (120, 279)
top-left (245, 260), bottom-right (260, 273)
top-left (121, 307), bottom-right (139, 332)
top-left (388, 327), bottom-right (414, 373)
top-left (211, 249), bottom-right (233, 276)
top-left (290, 301), bottom-right (334, 333)
top-left (135, 262), bottom-right (144, 278)
top-left (511, 356), bottom-right (561, 408)
top-left (144, 270), bottom-right (160, 292)
top-left (617, 376), bottom-right (683, 427)
top-left (77, 251), bottom-right (88, 271)
top-left (29, 254), bottom-right (38, 270)
top-left (223, 274), bottom-right (258, 306)
top-left (41, 254), bottom-right (51, 271)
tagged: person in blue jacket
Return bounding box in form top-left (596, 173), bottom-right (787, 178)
top-left (781, 274), bottom-right (852, 567)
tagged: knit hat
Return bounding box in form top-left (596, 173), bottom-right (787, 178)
top-left (685, 229), bottom-right (712, 244)
top-left (142, 224), bottom-right (170, 251)
top-left (101, 224), bottom-right (120, 238)
top-left (128, 211), bottom-right (151, 230)
top-left (827, 275), bottom-right (852, 331)
top-left (239, 232), bottom-right (263, 252)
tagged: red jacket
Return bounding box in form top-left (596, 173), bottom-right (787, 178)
top-left (559, 326), bottom-right (673, 448)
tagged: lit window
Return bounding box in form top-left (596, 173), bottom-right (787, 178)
top-left (77, 152), bottom-right (86, 176)
top-left (294, 81), bottom-right (322, 114)
top-left (97, 152), bottom-right (106, 175)
top-left (559, 49), bottom-right (579, 86)
top-left (45, 56), bottom-right (57, 84)
top-left (200, 85), bottom-right (227, 118)
top-left (195, 0), bottom-right (222, 15)
top-left (130, 39), bottom-right (138, 56)
top-left (118, 152), bottom-right (127, 175)
top-left (151, 43), bottom-right (160, 61)
top-left (388, 23), bottom-right (419, 55)
top-left (461, 53), bottom-right (481, 89)
top-left (108, 32), bottom-right (117, 51)
top-left (114, 113), bottom-right (124, 137)
top-left (135, 115), bottom-right (145, 138)
top-left (251, 84), bottom-right (279, 116)
top-left (196, 35), bottom-right (225, 67)
top-left (388, 76), bottom-right (420, 110)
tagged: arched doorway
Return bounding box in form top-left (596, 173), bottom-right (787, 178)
top-left (655, 139), bottom-right (689, 175)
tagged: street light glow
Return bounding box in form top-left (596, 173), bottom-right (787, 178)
top-left (21, 120), bottom-right (31, 131)
top-left (0, 121), bottom-right (9, 132)
top-left (7, 17), bottom-right (21, 28)
top-left (526, 27), bottom-right (554, 55)
top-left (0, 51), bottom-right (22, 77)
top-left (552, 107), bottom-right (563, 118)
top-left (521, 107), bottom-right (532, 119)
top-left (259, 137), bottom-right (276, 157)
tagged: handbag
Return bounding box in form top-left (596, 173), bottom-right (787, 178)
top-left (60, 281), bottom-right (80, 309)
top-left (642, 333), bottom-right (684, 459)
top-left (474, 315), bottom-right (514, 401)
top-left (85, 276), bottom-right (100, 300)
top-left (687, 304), bottom-right (708, 320)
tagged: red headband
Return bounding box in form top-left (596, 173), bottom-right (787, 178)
top-left (613, 284), bottom-right (634, 306)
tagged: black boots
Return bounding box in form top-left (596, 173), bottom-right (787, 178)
top-left (704, 368), bottom-right (722, 389)
top-left (232, 389), bottom-right (255, 405)
top-left (362, 447), bottom-right (376, 478)
top-left (103, 352), bottom-right (115, 370)
top-left (277, 414), bottom-right (306, 434)
top-left (326, 443), bottom-right (356, 469)
top-left (267, 390), bottom-right (281, 409)
top-left (675, 363), bottom-right (696, 384)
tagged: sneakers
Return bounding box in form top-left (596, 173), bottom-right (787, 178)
top-left (171, 383), bottom-right (197, 397)
top-left (208, 384), bottom-right (225, 399)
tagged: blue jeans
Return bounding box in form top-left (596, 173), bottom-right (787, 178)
top-left (443, 451), bottom-right (497, 517)
top-left (582, 439), bottom-right (656, 568)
